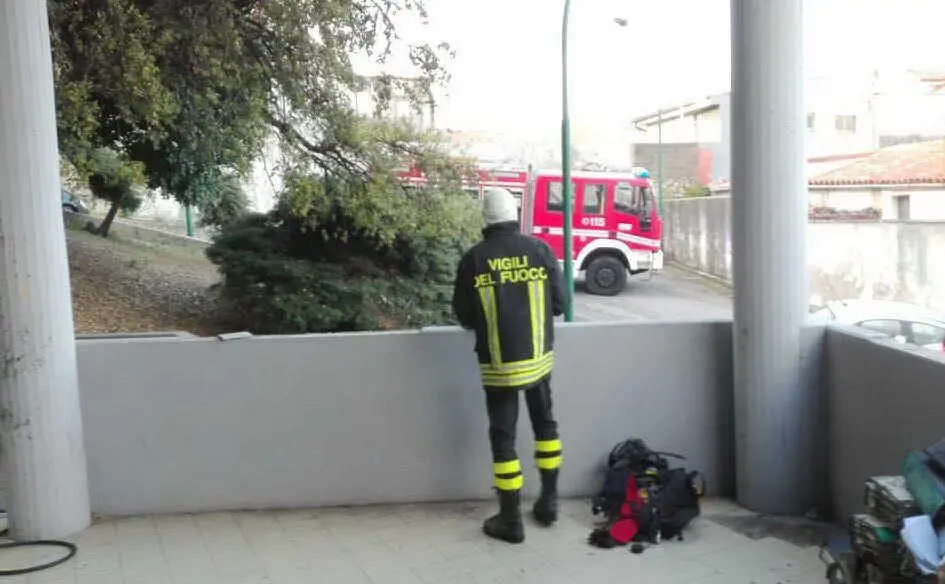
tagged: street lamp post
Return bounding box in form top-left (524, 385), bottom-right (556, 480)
top-left (561, 0), bottom-right (574, 321)
top-left (185, 205), bottom-right (195, 237)
top-left (657, 109), bottom-right (664, 214)
top-left (561, 4), bottom-right (626, 322)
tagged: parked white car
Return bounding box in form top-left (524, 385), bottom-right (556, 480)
top-left (810, 300), bottom-right (945, 352)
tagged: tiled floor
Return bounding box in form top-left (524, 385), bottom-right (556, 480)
top-left (0, 500), bottom-right (828, 584)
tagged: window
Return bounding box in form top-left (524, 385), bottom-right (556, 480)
top-left (546, 181), bottom-right (573, 213)
top-left (614, 183), bottom-right (654, 216)
top-left (614, 182), bottom-right (635, 214)
top-left (547, 181), bottom-right (563, 212)
top-left (508, 188), bottom-right (524, 216)
top-left (582, 184), bottom-right (606, 214)
top-left (806, 113), bottom-right (816, 130)
top-left (639, 186), bottom-right (654, 214)
top-left (835, 115), bottom-right (857, 133)
top-left (909, 323), bottom-right (945, 347)
top-left (858, 320), bottom-right (903, 339)
top-left (895, 195), bottom-right (911, 221)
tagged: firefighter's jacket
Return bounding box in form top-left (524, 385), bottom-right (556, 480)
top-left (452, 222), bottom-right (566, 390)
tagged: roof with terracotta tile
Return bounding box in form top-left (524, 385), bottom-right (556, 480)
top-left (705, 152), bottom-right (873, 192)
top-left (809, 139), bottom-right (945, 186)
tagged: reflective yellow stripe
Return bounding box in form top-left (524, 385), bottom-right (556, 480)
top-left (493, 460), bottom-right (521, 475)
top-left (479, 351), bottom-right (554, 375)
top-left (477, 287), bottom-right (501, 366)
top-left (481, 369), bottom-right (551, 388)
top-left (537, 456), bottom-right (562, 470)
top-left (528, 280), bottom-right (541, 358)
top-left (495, 475), bottom-right (524, 491)
top-left (480, 359), bottom-right (554, 388)
top-left (493, 459), bottom-right (523, 491)
top-left (535, 279), bottom-right (546, 356)
top-left (481, 356), bottom-right (554, 385)
top-left (535, 439), bottom-right (562, 453)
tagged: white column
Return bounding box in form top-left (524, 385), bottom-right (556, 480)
top-left (731, 0), bottom-right (815, 514)
top-left (0, 0), bottom-right (91, 538)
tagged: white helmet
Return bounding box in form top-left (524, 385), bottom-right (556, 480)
top-left (482, 187), bottom-right (519, 226)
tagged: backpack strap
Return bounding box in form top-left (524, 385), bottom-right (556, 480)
top-left (653, 451), bottom-right (687, 461)
top-left (688, 471), bottom-right (706, 497)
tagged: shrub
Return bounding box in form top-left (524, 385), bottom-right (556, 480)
top-left (206, 177), bottom-right (481, 334)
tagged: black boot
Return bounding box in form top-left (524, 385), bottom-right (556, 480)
top-left (532, 469), bottom-right (559, 527)
top-left (483, 489), bottom-right (524, 544)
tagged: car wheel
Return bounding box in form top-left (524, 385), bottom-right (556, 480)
top-left (585, 255), bottom-right (627, 296)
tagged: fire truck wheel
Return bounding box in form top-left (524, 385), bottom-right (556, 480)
top-left (585, 255), bottom-right (627, 296)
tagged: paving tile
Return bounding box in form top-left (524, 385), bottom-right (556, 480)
top-left (0, 499), bottom-right (831, 584)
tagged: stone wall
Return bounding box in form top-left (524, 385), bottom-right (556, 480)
top-left (663, 195), bottom-right (945, 310)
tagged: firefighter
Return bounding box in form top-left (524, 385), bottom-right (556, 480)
top-left (452, 186), bottom-right (566, 544)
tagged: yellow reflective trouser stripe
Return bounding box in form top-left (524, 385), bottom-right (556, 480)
top-left (493, 460), bottom-right (521, 475)
top-left (535, 439), bottom-right (562, 453)
top-left (535, 439), bottom-right (563, 470)
top-left (493, 460), bottom-right (523, 491)
top-left (478, 287), bottom-right (501, 366)
top-left (537, 456), bottom-right (562, 470)
top-left (495, 475), bottom-right (524, 490)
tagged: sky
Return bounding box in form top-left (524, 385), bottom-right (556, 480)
top-left (356, 0), bottom-right (945, 138)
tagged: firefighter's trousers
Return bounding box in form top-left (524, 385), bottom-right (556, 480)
top-left (485, 377), bottom-right (562, 492)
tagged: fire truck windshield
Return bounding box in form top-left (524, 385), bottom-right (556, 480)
top-left (614, 182), bottom-right (655, 219)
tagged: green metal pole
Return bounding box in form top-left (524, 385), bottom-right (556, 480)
top-left (184, 204), bottom-right (194, 237)
top-left (657, 110), bottom-right (664, 214)
top-left (561, 0), bottom-right (574, 322)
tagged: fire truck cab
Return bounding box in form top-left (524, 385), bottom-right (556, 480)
top-left (524, 168), bottom-right (663, 296)
top-left (395, 164), bottom-right (663, 296)
top-left (477, 165), bottom-right (528, 217)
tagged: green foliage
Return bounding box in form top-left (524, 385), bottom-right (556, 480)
top-left (197, 173), bottom-right (250, 228)
top-left (682, 183), bottom-right (711, 198)
top-left (85, 147), bottom-right (146, 236)
top-left (87, 148), bottom-right (145, 212)
top-left (49, 0), bottom-right (176, 174)
top-left (207, 126), bottom-right (481, 334)
top-left (51, 0), bottom-right (464, 330)
top-left (49, 0), bottom-right (452, 227)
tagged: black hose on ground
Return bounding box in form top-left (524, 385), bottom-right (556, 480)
top-left (0, 527), bottom-right (78, 577)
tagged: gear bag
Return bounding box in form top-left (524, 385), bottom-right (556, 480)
top-left (589, 438), bottom-right (704, 549)
top-left (903, 449), bottom-right (945, 529)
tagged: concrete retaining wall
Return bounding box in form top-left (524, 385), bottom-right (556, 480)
top-left (663, 196), bottom-right (945, 310)
top-left (63, 211), bottom-right (209, 248)
top-left (826, 326), bottom-right (945, 520)
top-left (77, 322), bottom-right (736, 515)
top-left (663, 196), bottom-right (733, 281)
top-left (75, 318), bottom-right (943, 520)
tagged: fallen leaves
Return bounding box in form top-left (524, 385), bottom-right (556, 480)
top-left (68, 230), bottom-right (221, 336)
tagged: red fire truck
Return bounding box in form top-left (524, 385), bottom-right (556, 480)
top-left (396, 165), bottom-right (663, 296)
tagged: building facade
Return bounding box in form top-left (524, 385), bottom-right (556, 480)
top-left (633, 70), bottom-right (945, 191)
